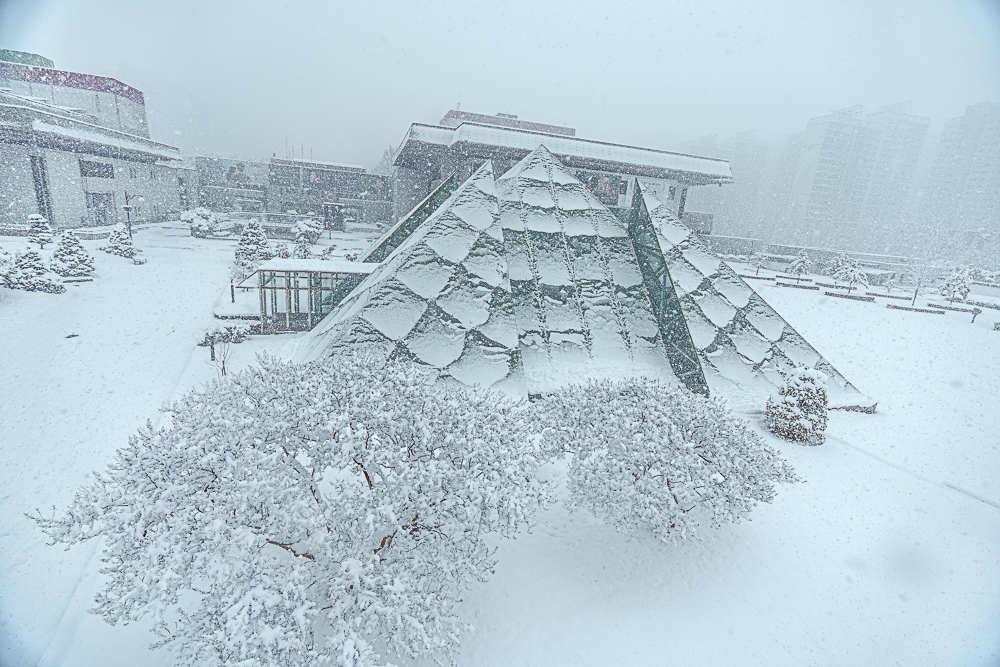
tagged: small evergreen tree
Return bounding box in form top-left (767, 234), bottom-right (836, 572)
top-left (833, 257), bottom-right (869, 294)
top-left (232, 219), bottom-right (271, 279)
top-left (0, 246), bottom-right (13, 279)
top-left (292, 229), bottom-right (313, 259)
top-left (49, 231), bottom-right (95, 277)
top-left (765, 368), bottom-right (828, 445)
top-left (100, 224), bottom-right (137, 258)
top-left (4, 250), bottom-right (65, 293)
top-left (274, 242), bottom-right (291, 259)
top-left (748, 249), bottom-right (766, 275)
top-left (941, 266), bottom-right (972, 303)
top-left (787, 251), bottom-right (811, 283)
top-left (27, 214), bottom-right (53, 249)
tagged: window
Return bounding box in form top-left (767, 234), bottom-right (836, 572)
top-left (30, 155), bottom-right (54, 223)
top-left (79, 160), bottom-right (114, 178)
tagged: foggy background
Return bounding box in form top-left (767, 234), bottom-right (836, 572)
top-left (1, 0), bottom-right (998, 168)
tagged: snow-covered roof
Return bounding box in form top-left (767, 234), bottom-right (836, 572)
top-left (270, 157), bottom-right (365, 172)
top-left (398, 122), bottom-right (733, 185)
top-left (31, 120), bottom-right (180, 161)
top-left (257, 258), bottom-right (378, 274)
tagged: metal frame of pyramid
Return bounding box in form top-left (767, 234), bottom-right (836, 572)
top-left (297, 145), bottom-right (870, 408)
top-left (638, 182), bottom-right (871, 409)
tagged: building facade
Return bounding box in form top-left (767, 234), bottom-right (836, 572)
top-left (918, 102), bottom-right (1000, 267)
top-left (769, 103), bottom-right (928, 253)
top-left (389, 110), bottom-right (732, 231)
top-left (0, 50), bottom-right (184, 231)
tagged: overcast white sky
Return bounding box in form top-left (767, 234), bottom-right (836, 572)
top-left (1, 0), bottom-right (998, 167)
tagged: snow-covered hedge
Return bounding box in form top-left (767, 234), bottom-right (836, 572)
top-left (33, 356), bottom-right (553, 667)
top-left (33, 362), bottom-right (798, 665)
top-left (532, 378), bottom-right (798, 541)
top-left (765, 367), bottom-right (828, 445)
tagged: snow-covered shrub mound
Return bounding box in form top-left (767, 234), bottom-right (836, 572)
top-left (49, 230), bottom-right (95, 278)
top-left (3, 250), bottom-right (65, 293)
top-left (765, 367), bottom-right (828, 445)
top-left (33, 356), bottom-right (552, 667)
top-left (293, 217), bottom-right (323, 243)
top-left (532, 378), bottom-right (798, 542)
top-left (182, 207), bottom-right (222, 238)
top-left (197, 324), bottom-right (249, 346)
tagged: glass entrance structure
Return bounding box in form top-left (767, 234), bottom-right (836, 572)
top-left (256, 259), bottom-right (376, 333)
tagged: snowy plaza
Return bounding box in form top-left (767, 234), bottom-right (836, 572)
top-left (1, 185), bottom-right (998, 664)
top-left (2, 3), bottom-right (1000, 665)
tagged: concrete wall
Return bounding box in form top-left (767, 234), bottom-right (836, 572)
top-left (2, 78), bottom-right (149, 138)
top-left (0, 145), bottom-right (182, 230)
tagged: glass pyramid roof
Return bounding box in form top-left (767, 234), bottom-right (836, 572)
top-left (640, 185), bottom-right (869, 408)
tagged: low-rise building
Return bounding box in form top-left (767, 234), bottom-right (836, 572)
top-left (0, 50), bottom-right (184, 232)
top-left (390, 110), bottom-right (732, 231)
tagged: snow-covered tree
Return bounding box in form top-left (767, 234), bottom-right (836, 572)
top-left (292, 218), bottom-right (323, 244)
top-left (531, 378), bottom-right (797, 542)
top-left (182, 207), bottom-right (220, 238)
top-left (370, 146), bottom-right (395, 176)
top-left (827, 252), bottom-right (849, 277)
top-left (232, 219), bottom-right (271, 280)
top-left (32, 356), bottom-right (551, 667)
top-left (274, 242), bottom-right (291, 259)
top-left (833, 256), bottom-right (869, 294)
top-left (941, 265), bottom-right (972, 303)
top-left (0, 246), bottom-right (13, 278)
top-left (3, 250), bottom-right (65, 293)
top-left (49, 231), bottom-right (95, 278)
top-left (100, 224), bottom-right (138, 258)
top-left (748, 249), bottom-right (766, 275)
top-left (27, 214), bottom-right (53, 248)
top-left (292, 230), bottom-right (314, 259)
top-left (765, 367), bottom-right (828, 445)
top-left (786, 251), bottom-right (811, 283)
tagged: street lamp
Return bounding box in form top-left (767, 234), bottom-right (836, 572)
top-left (122, 191), bottom-right (145, 240)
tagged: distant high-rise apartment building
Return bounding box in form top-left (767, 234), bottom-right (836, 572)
top-left (769, 103), bottom-right (928, 253)
top-left (675, 132), bottom-right (773, 240)
top-left (918, 102), bottom-right (1000, 266)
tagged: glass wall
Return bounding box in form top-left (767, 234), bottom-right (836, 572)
top-left (259, 269), bottom-right (368, 332)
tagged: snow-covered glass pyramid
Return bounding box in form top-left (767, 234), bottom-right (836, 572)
top-left (297, 147), bottom-right (708, 397)
top-left (637, 184), bottom-right (869, 409)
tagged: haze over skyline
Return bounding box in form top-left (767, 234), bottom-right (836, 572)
top-left (1, 0), bottom-right (998, 168)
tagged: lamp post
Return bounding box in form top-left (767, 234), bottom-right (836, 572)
top-left (122, 191), bottom-right (145, 241)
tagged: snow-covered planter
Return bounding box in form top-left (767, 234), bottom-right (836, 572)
top-left (532, 378), bottom-right (798, 542)
top-left (32, 356), bottom-right (552, 667)
top-left (3, 250), bottom-right (65, 293)
top-left (765, 368), bottom-right (828, 445)
top-left (49, 230), bottom-right (95, 278)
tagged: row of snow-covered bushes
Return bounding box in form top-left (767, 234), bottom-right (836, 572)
top-left (34, 356), bottom-right (797, 667)
top-left (1, 219), bottom-right (145, 293)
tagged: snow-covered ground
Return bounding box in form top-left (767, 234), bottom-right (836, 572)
top-left (1, 232), bottom-right (997, 666)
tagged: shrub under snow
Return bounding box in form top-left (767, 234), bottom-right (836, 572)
top-left (532, 378), bottom-right (798, 542)
top-left (3, 250), bottom-right (65, 293)
top-left (765, 367), bottom-right (828, 445)
top-left (49, 230), bottom-right (95, 277)
top-left (32, 356), bottom-right (552, 667)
